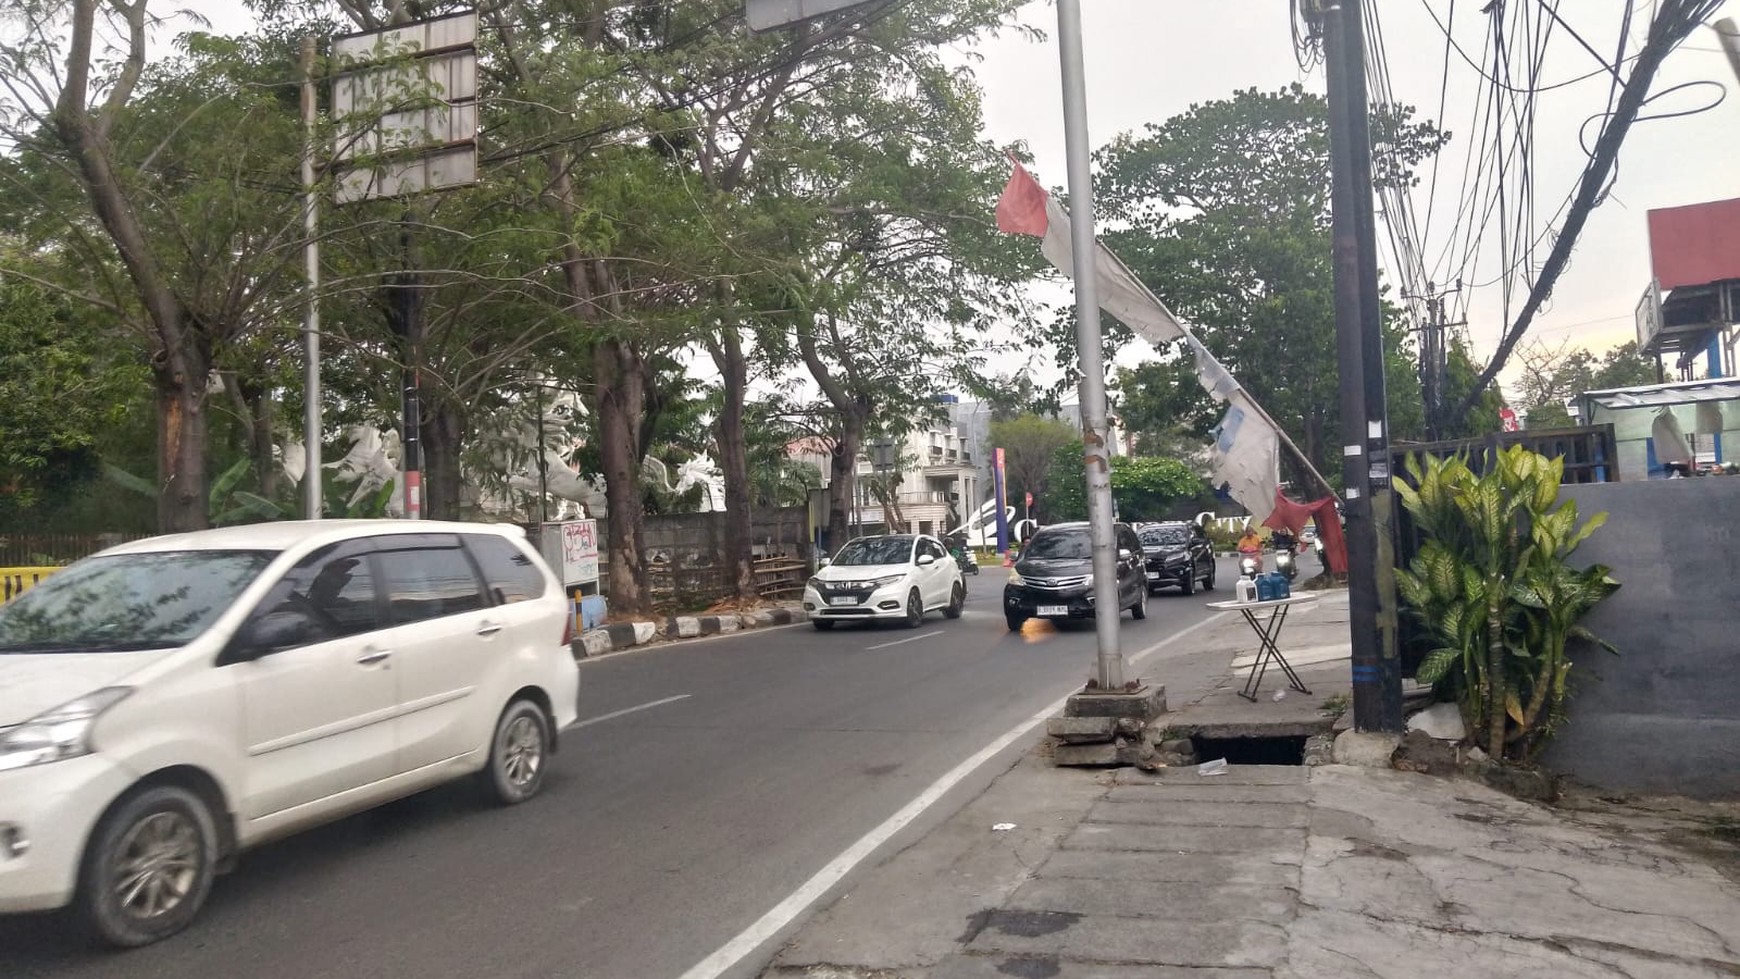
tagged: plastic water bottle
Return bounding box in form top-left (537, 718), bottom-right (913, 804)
top-left (1255, 574), bottom-right (1275, 602)
top-left (1235, 577), bottom-right (1257, 603)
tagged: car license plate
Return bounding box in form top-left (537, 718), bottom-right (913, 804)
top-left (1144, 571), bottom-right (1160, 580)
top-left (829, 597), bottom-right (857, 606)
top-left (1037, 604), bottom-right (1068, 616)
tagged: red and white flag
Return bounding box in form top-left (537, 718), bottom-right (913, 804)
top-left (997, 162), bottom-right (1285, 520)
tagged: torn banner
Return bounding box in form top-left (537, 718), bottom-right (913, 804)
top-left (1262, 490), bottom-right (1348, 575)
top-left (997, 162), bottom-right (1286, 521)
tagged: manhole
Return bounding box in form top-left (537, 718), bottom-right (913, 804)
top-left (1191, 734), bottom-right (1307, 766)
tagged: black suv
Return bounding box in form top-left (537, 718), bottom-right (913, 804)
top-left (1003, 522), bottom-right (1148, 631)
top-left (1138, 521), bottom-right (1215, 596)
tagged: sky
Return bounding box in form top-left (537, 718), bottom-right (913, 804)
top-left (959, 0), bottom-right (1740, 393)
top-left (170, 0), bottom-right (1740, 399)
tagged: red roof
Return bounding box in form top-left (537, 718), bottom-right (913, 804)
top-left (1647, 197), bottom-right (1740, 291)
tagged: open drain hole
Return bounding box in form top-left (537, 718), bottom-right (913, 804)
top-left (1191, 735), bottom-right (1307, 766)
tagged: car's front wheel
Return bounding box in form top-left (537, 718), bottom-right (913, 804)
top-left (482, 699), bottom-right (551, 805)
top-left (1006, 611), bottom-right (1027, 632)
top-left (77, 784), bottom-right (218, 948)
top-left (944, 583), bottom-right (966, 619)
top-left (1180, 563), bottom-right (1197, 596)
top-left (903, 589), bottom-right (925, 629)
top-left (1131, 585), bottom-right (1148, 620)
top-left (1203, 560), bottom-right (1217, 591)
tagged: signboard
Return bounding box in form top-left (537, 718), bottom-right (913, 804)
top-left (1634, 280), bottom-right (1664, 353)
top-left (746, 0), bottom-right (881, 32)
top-left (1499, 407), bottom-right (1519, 433)
top-left (540, 519), bottom-right (600, 587)
top-left (331, 11), bottom-right (479, 204)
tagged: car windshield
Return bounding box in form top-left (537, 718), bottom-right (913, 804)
top-left (1141, 526), bottom-right (1189, 546)
top-left (0, 550), bottom-right (276, 654)
top-left (832, 537), bottom-right (914, 566)
top-left (1023, 530), bottom-right (1092, 560)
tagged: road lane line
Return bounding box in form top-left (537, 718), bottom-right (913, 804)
top-left (570, 694), bottom-right (691, 730)
top-left (864, 630), bottom-right (945, 650)
top-left (675, 611), bottom-right (1232, 979)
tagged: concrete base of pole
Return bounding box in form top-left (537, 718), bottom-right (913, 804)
top-left (1063, 684), bottom-right (1167, 720)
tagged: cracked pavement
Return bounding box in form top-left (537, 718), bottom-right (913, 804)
top-left (761, 759), bottom-right (1740, 979)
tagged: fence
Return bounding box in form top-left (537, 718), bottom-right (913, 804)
top-left (1389, 424), bottom-right (1617, 486)
top-left (597, 506), bottom-right (814, 609)
top-left (2, 567), bottom-right (60, 603)
top-left (0, 533), bottom-right (147, 567)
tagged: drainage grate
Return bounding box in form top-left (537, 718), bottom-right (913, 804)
top-left (1191, 735), bottom-right (1307, 766)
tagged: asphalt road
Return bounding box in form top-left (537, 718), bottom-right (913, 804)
top-left (4, 560), bottom-right (1237, 979)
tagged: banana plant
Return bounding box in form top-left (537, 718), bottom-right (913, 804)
top-left (1395, 445), bottom-right (1618, 761)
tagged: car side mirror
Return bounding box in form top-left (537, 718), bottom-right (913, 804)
top-left (1118, 548), bottom-right (1133, 561)
top-left (817, 556), bottom-right (831, 568)
top-left (229, 610), bottom-right (320, 661)
top-left (916, 554), bottom-right (937, 566)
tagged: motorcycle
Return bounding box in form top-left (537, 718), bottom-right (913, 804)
top-left (1273, 547), bottom-right (1298, 582)
top-left (1238, 552), bottom-right (1262, 579)
top-left (954, 550), bottom-right (980, 575)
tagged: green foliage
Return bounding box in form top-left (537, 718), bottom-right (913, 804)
top-left (1394, 446), bottom-right (1619, 761)
top-left (1042, 449), bottom-right (1213, 524)
top-left (989, 414), bottom-right (1079, 513)
top-left (1517, 341), bottom-right (1659, 428)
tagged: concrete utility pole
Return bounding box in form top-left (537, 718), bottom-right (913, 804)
top-left (1056, 0), bottom-right (1124, 690)
top-left (300, 36), bottom-right (323, 519)
top-left (1321, 0), bottom-right (1403, 732)
top-left (1717, 19), bottom-right (1740, 86)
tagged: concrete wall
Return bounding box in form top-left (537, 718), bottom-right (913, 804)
top-left (1542, 478), bottom-right (1740, 799)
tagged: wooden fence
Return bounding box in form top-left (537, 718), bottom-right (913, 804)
top-left (0, 533), bottom-right (147, 567)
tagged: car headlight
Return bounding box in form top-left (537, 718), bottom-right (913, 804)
top-left (1006, 569), bottom-right (1024, 585)
top-left (807, 576), bottom-right (824, 592)
top-left (0, 687), bottom-right (133, 773)
top-left (1165, 553), bottom-right (1189, 566)
top-left (867, 574), bottom-right (905, 589)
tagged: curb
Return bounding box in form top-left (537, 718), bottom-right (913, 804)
top-left (570, 605), bottom-right (807, 658)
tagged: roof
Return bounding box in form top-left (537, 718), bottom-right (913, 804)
top-left (1648, 197), bottom-right (1740, 291)
top-left (102, 520), bottom-right (526, 555)
top-left (1581, 378), bottom-right (1740, 410)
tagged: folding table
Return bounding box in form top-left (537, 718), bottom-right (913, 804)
top-left (1206, 593), bottom-right (1320, 702)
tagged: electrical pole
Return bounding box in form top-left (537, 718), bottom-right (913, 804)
top-left (1322, 0), bottom-right (1403, 732)
top-left (299, 37), bottom-right (323, 519)
top-left (1056, 0), bottom-right (1124, 691)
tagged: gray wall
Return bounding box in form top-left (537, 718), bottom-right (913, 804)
top-left (1542, 479), bottom-right (1740, 799)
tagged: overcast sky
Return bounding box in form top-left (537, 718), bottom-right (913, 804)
top-left (963, 1), bottom-right (1740, 390)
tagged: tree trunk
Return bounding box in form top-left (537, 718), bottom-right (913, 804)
top-left (236, 374), bottom-right (279, 501)
top-left (595, 337), bottom-right (650, 614)
top-left (421, 398), bottom-right (467, 520)
top-left (153, 347), bottom-right (211, 532)
top-left (712, 329), bottom-right (757, 601)
top-left (826, 416), bottom-right (864, 552)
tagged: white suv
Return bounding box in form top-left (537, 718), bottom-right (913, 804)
top-left (803, 534), bottom-right (966, 629)
top-left (0, 520), bottom-right (580, 946)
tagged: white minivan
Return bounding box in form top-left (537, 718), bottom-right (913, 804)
top-left (0, 520), bottom-right (580, 946)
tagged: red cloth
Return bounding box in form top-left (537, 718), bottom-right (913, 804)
top-left (995, 163), bottom-right (1050, 237)
top-left (1261, 489), bottom-right (1347, 575)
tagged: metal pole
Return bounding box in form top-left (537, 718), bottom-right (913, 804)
top-left (1324, 0), bottom-right (1402, 732)
top-left (1056, 0), bottom-right (1122, 690)
top-left (398, 219), bottom-right (422, 520)
top-left (299, 36), bottom-right (323, 519)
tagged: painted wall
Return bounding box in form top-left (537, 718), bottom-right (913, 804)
top-left (1541, 479), bottom-right (1740, 799)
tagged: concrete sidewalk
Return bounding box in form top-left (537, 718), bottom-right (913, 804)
top-left (759, 589), bottom-right (1740, 979)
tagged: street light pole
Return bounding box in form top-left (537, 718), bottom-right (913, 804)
top-left (1056, 0), bottom-right (1123, 690)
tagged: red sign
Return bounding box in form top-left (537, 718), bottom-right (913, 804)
top-left (1025, 492), bottom-right (1034, 509)
top-left (1499, 407), bottom-right (1519, 433)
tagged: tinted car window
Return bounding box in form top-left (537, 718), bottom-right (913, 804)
top-left (244, 543), bottom-right (383, 647)
top-left (377, 541), bottom-right (487, 625)
top-left (1141, 526), bottom-right (1189, 546)
top-left (833, 536), bottom-right (915, 566)
top-left (465, 534), bottom-right (547, 604)
top-left (0, 550), bottom-right (275, 654)
top-left (1023, 530), bottom-right (1091, 560)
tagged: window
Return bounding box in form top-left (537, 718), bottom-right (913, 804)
top-left (0, 550), bottom-right (275, 654)
top-left (376, 539), bottom-right (487, 625)
top-left (919, 539), bottom-right (947, 561)
top-left (464, 534), bottom-right (547, 604)
top-left (832, 536), bottom-right (915, 566)
top-left (240, 542), bottom-right (382, 651)
top-left (1024, 530), bottom-right (1091, 560)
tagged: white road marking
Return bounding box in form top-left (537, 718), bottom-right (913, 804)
top-left (865, 630), bottom-right (945, 650)
top-left (569, 694), bottom-right (691, 730)
top-left (675, 611), bottom-right (1232, 979)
